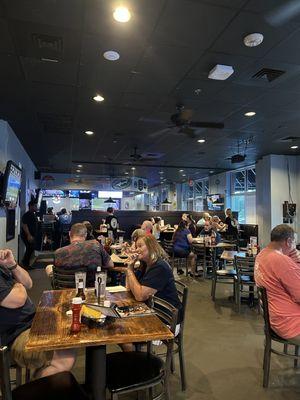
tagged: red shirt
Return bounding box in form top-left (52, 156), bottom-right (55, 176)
top-left (255, 247), bottom-right (300, 339)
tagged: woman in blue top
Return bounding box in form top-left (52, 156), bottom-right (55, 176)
top-left (172, 220), bottom-right (196, 275)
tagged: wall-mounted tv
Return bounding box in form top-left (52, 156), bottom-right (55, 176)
top-left (206, 194), bottom-right (224, 211)
top-left (69, 190), bottom-right (80, 198)
top-left (42, 190), bottom-right (66, 197)
top-left (2, 161), bottom-right (22, 208)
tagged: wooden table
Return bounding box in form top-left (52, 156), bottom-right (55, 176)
top-left (192, 239), bottom-right (236, 248)
top-left (25, 289), bottom-right (173, 400)
top-left (221, 250), bottom-right (247, 261)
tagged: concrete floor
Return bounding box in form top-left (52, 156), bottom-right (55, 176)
top-left (28, 268), bottom-right (300, 400)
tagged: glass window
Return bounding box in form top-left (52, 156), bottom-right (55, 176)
top-left (233, 171), bottom-right (246, 193)
top-left (194, 181), bottom-right (203, 197)
top-left (204, 179), bottom-right (209, 196)
top-left (231, 195), bottom-right (245, 223)
top-left (247, 168), bottom-right (256, 191)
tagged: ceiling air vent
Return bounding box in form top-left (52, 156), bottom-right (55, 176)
top-left (37, 113), bottom-right (73, 135)
top-left (32, 33), bottom-right (63, 53)
top-left (252, 68), bottom-right (285, 82)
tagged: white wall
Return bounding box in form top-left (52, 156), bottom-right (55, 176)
top-left (256, 154), bottom-right (300, 247)
top-left (0, 120), bottom-right (37, 259)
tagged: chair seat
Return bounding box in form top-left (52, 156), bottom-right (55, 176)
top-left (217, 269), bottom-right (236, 276)
top-left (12, 371), bottom-right (89, 400)
top-left (106, 351), bottom-right (164, 392)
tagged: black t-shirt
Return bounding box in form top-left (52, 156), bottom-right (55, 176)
top-left (139, 259), bottom-right (182, 322)
top-left (0, 268), bottom-right (35, 346)
top-left (105, 215), bottom-right (119, 231)
top-left (22, 211), bottom-right (38, 237)
top-left (225, 216), bottom-right (238, 236)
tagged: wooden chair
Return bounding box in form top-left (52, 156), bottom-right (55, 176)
top-left (192, 243), bottom-right (208, 279)
top-left (234, 255), bottom-right (256, 313)
top-left (106, 297), bottom-right (178, 400)
top-left (258, 287), bottom-right (300, 387)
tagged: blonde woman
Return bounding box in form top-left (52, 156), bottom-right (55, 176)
top-left (124, 235), bottom-right (182, 316)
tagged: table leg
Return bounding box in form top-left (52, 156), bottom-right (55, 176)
top-left (85, 345), bottom-right (106, 400)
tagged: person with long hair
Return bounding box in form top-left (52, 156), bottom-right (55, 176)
top-left (186, 214), bottom-right (197, 237)
top-left (172, 220), bottom-right (197, 276)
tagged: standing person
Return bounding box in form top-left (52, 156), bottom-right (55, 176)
top-left (225, 208), bottom-right (238, 239)
top-left (58, 208), bottom-right (71, 225)
top-left (105, 207), bottom-right (119, 239)
top-left (255, 225), bottom-right (300, 343)
top-left (21, 200), bottom-right (38, 269)
top-left (0, 248), bottom-right (75, 377)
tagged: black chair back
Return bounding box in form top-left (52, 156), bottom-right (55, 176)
top-left (174, 280), bottom-right (188, 330)
top-left (0, 346), bottom-right (12, 400)
top-left (152, 297), bottom-right (178, 336)
top-left (234, 255), bottom-right (255, 282)
top-left (258, 287), bottom-right (272, 339)
top-left (52, 265), bottom-right (88, 289)
top-left (162, 239), bottom-right (174, 256)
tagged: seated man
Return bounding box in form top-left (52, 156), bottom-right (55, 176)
top-left (46, 223), bottom-right (113, 286)
top-left (255, 224), bottom-right (300, 343)
top-left (141, 220), bottom-right (153, 235)
top-left (0, 248), bottom-right (75, 377)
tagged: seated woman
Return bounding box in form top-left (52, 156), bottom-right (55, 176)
top-left (82, 220), bottom-right (95, 240)
top-left (172, 220), bottom-right (196, 276)
top-left (122, 235), bottom-right (182, 351)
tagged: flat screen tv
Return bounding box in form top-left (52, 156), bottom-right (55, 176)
top-left (206, 194), bottom-right (224, 211)
top-left (69, 190), bottom-right (80, 198)
top-left (42, 189), bottom-right (66, 197)
top-left (2, 161), bottom-right (22, 208)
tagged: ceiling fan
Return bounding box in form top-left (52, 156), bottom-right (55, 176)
top-left (121, 147), bottom-right (164, 164)
top-left (265, 0), bottom-right (300, 26)
top-left (147, 104), bottom-right (224, 139)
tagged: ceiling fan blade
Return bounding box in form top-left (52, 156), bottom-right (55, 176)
top-left (180, 126), bottom-right (196, 139)
top-left (189, 121), bottom-right (224, 129)
top-left (265, 0), bottom-right (300, 26)
top-left (148, 128), bottom-right (172, 138)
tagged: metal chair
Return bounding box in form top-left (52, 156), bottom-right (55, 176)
top-left (0, 345), bottom-right (30, 400)
top-left (171, 281), bottom-right (188, 391)
top-left (211, 257), bottom-right (236, 301)
top-left (234, 255), bottom-right (256, 313)
top-left (52, 265), bottom-right (88, 289)
top-left (192, 243), bottom-right (209, 279)
top-left (59, 224), bottom-right (71, 247)
top-left (40, 222), bottom-right (55, 251)
top-left (106, 297), bottom-right (178, 400)
top-left (258, 287), bottom-right (300, 387)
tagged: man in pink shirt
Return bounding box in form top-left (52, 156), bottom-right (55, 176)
top-left (255, 224), bottom-right (300, 343)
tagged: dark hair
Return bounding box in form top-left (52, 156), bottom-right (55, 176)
top-left (28, 200), bottom-right (37, 208)
top-left (82, 220), bottom-right (93, 234)
top-left (186, 214), bottom-right (195, 223)
top-left (173, 220), bottom-right (188, 241)
top-left (107, 207), bottom-right (114, 213)
top-left (154, 217), bottom-right (161, 224)
top-left (61, 208), bottom-right (67, 214)
top-left (271, 224), bottom-right (295, 242)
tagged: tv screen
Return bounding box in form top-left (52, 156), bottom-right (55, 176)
top-left (79, 191), bottom-right (92, 200)
top-left (42, 190), bottom-right (66, 197)
top-left (3, 161), bottom-right (22, 207)
top-left (69, 190), bottom-right (80, 198)
top-left (206, 194), bottom-right (224, 211)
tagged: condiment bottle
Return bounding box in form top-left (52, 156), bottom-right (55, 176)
top-left (71, 297), bottom-right (82, 333)
top-left (76, 278), bottom-right (86, 301)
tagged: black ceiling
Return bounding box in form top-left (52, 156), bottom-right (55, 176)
top-left (1, 0), bottom-right (300, 186)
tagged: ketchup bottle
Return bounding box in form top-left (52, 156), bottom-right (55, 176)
top-left (71, 297), bottom-right (82, 333)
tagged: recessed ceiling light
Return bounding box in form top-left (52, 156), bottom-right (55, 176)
top-left (85, 130), bottom-right (94, 135)
top-left (197, 139), bottom-right (205, 143)
top-left (93, 94), bottom-right (104, 102)
top-left (243, 33), bottom-right (264, 47)
top-left (113, 7), bottom-right (131, 23)
top-left (291, 145), bottom-right (298, 149)
top-left (182, 174), bottom-right (186, 177)
top-left (159, 171), bottom-right (164, 174)
top-left (77, 164), bottom-right (82, 168)
top-left (131, 167), bottom-right (136, 170)
top-left (75, 175), bottom-right (80, 178)
top-left (76, 169), bottom-right (81, 173)
top-left (179, 169), bottom-right (184, 172)
top-left (124, 171), bottom-right (129, 175)
top-left (103, 50), bottom-right (120, 61)
top-left (244, 111), bottom-right (256, 117)
top-left (209, 170), bottom-right (214, 173)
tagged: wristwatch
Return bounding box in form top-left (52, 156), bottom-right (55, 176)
top-left (8, 263), bottom-right (18, 271)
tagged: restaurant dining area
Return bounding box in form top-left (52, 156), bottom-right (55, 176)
top-left (2, 0), bottom-right (300, 399)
